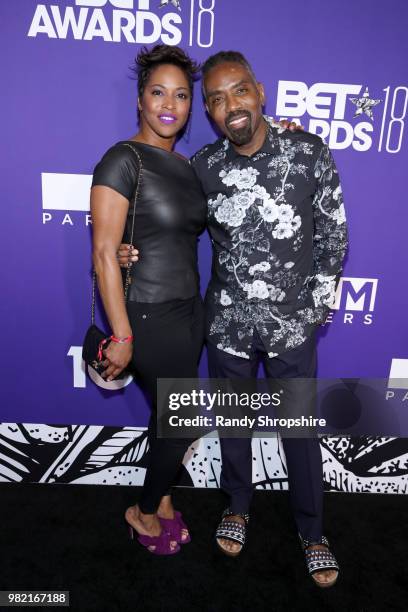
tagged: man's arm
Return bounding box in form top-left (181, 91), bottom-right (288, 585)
top-left (116, 121), bottom-right (304, 265)
top-left (310, 143), bottom-right (348, 319)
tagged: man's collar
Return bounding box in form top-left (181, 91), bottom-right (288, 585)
top-left (224, 115), bottom-right (281, 163)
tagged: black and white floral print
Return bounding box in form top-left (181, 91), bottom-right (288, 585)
top-left (191, 117), bottom-right (348, 359)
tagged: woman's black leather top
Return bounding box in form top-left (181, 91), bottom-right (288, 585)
top-left (92, 141), bottom-right (207, 303)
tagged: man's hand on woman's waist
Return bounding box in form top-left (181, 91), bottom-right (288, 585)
top-left (118, 243), bottom-right (139, 267)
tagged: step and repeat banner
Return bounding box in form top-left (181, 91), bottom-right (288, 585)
top-left (1, 0), bottom-right (407, 493)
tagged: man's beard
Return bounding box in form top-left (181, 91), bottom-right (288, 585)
top-left (225, 110), bottom-right (253, 146)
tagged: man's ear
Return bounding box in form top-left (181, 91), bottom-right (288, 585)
top-left (257, 82), bottom-right (266, 106)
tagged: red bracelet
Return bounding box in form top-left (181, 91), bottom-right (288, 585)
top-left (110, 335), bottom-right (134, 344)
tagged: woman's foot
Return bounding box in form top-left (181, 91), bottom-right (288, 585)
top-left (157, 496), bottom-right (190, 543)
top-left (125, 504), bottom-right (178, 553)
top-left (156, 495), bottom-right (175, 519)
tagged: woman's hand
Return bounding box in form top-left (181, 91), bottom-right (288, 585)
top-left (101, 341), bottom-right (133, 381)
top-left (278, 119), bottom-right (304, 131)
top-left (117, 244), bottom-right (139, 268)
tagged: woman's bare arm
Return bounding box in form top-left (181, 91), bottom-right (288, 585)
top-left (91, 185), bottom-right (133, 380)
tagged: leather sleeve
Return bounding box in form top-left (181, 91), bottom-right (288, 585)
top-left (92, 144), bottom-right (139, 201)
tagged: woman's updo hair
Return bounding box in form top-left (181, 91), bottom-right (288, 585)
top-left (133, 44), bottom-right (201, 99)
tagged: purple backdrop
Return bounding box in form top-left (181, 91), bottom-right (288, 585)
top-left (2, 0), bottom-right (407, 432)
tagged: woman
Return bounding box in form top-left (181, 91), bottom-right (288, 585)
top-left (91, 45), bottom-right (207, 555)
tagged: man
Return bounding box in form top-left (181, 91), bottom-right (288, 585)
top-left (120, 51), bottom-right (347, 587)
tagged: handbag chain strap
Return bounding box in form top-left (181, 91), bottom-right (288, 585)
top-left (91, 143), bottom-right (143, 324)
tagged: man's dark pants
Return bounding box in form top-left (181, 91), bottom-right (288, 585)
top-left (207, 328), bottom-right (323, 541)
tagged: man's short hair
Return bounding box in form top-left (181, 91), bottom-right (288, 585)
top-left (201, 50), bottom-right (257, 94)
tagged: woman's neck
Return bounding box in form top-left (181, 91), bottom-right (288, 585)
top-left (130, 126), bottom-right (176, 152)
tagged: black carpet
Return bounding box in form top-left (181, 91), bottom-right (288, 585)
top-left (0, 483), bottom-right (407, 612)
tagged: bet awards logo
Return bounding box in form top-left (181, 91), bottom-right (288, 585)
top-left (28, 0), bottom-right (215, 47)
top-left (386, 359), bottom-right (408, 402)
top-left (276, 81), bottom-right (407, 153)
top-left (325, 277), bottom-right (378, 326)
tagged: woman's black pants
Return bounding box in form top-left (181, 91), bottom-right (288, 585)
top-left (127, 296), bottom-right (204, 514)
